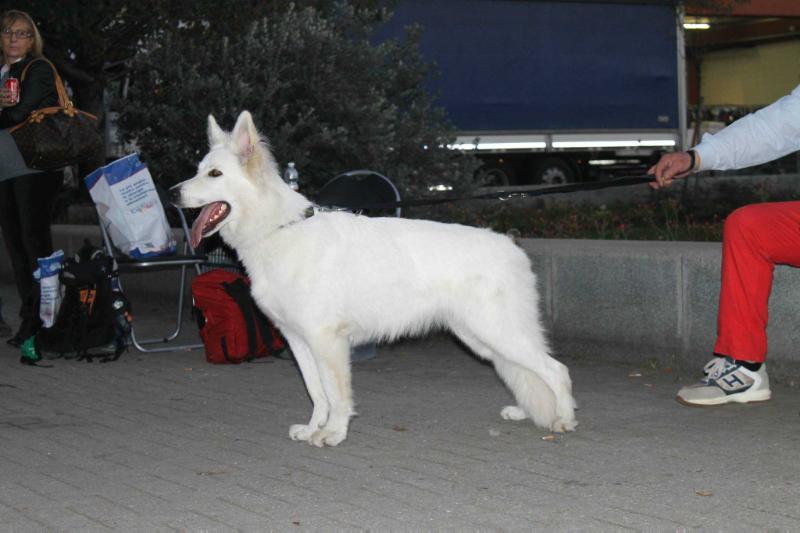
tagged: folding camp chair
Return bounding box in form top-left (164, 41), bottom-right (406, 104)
top-left (314, 169), bottom-right (402, 218)
top-left (97, 201), bottom-right (207, 353)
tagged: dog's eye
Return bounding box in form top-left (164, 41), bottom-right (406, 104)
top-left (208, 169), bottom-right (222, 177)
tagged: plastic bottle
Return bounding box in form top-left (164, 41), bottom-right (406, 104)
top-left (284, 162), bottom-right (299, 191)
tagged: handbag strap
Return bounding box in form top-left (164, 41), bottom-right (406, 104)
top-left (19, 57), bottom-right (72, 110)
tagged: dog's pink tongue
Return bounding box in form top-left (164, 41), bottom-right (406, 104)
top-left (190, 203), bottom-right (219, 249)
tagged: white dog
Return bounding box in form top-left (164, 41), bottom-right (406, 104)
top-left (171, 111), bottom-right (577, 447)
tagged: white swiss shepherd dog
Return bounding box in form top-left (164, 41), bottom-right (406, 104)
top-left (171, 111), bottom-right (577, 447)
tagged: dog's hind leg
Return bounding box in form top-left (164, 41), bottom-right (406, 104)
top-left (493, 357), bottom-right (559, 427)
top-left (453, 318), bottom-right (577, 433)
top-left (304, 333), bottom-right (354, 447)
top-left (282, 332), bottom-right (330, 443)
top-left (452, 327), bottom-right (532, 421)
top-left (494, 336), bottom-right (576, 433)
top-left (452, 327), bottom-right (553, 425)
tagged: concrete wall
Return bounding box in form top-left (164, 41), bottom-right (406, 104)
top-left (520, 239), bottom-right (800, 375)
top-left (3, 226), bottom-right (800, 373)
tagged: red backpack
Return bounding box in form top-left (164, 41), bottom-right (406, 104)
top-left (191, 269), bottom-right (285, 364)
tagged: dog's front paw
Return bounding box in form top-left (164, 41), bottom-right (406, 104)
top-left (289, 424), bottom-right (316, 442)
top-left (500, 405), bottom-right (527, 421)
top-left (310, 427), bottom-right (347, 447)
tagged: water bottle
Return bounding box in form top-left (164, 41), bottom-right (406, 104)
top-left (284, 162), bottom-right (299, 191)
top-left (110, 289), bottom-right (133, 339)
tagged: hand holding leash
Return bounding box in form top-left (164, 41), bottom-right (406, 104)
top-left (648, 150), bottom-right (698, 189)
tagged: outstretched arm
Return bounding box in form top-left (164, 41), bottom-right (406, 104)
top-left (649, 83), bottom-right (800, 189)
top-left (694, 84), bottom-right (800, 171)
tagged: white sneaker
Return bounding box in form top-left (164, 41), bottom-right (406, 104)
top-left (677, 356), bottom-right (771, 406)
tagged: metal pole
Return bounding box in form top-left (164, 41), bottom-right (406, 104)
top-left (676, 4), bottom-right (689, 151)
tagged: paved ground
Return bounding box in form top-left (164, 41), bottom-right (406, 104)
top-left (1, 281), bottom-right (799, 531)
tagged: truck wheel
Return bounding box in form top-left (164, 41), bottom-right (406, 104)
top-left (482, 168), bottom-right (511, 187)
top-left (535, 157), bottom-right (575, 185)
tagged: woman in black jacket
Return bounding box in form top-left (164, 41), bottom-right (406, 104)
top-left (0, 10), bottom-right (63, 346)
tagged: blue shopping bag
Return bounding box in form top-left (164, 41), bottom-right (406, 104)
top-left (85, 153), bottom-right (176, 258)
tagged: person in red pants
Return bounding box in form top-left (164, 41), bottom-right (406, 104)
top-left (649, 84), bottom-right (800, 406)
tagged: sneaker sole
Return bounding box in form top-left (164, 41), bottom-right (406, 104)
top-left (676, 389), bottom-right (772, 407)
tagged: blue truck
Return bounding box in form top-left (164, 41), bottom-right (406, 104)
top-left (378, 0), bottom-right (686, 185)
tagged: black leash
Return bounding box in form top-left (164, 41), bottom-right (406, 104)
top-left (323, 174), bottom-right (656, 211)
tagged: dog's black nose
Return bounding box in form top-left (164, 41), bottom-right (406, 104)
top-left (167, 185), bottom-right (182, 207)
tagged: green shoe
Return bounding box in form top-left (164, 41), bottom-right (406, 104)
top-left (20, 335), bottom-right (41, 365)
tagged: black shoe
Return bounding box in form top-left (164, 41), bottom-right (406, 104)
top-left (7, 319), bottom-right (39, 347)
top-left (7, 332), bottom-right (25, 347)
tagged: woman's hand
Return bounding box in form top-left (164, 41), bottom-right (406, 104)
top-left (647, 151), bottom-right (695, 189)
top-left (0, 87), bottom-right (19, 108)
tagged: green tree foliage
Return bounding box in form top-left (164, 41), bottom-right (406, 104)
top-left (118, 2), bottom-right (479, 194)
top-left (0, 0), bottom-right (182, 170)
top-left (1, 1), bottom-right (399, 175)
top-left (0, 0), bottom-right (163, 112)
top-left (0, 1), bottom-right (318, 111)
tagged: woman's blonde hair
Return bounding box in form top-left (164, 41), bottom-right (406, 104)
top-left (1, 10), bottom-right (44, 58)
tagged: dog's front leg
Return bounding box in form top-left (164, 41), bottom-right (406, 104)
top-left (283, 333), bottom-right (330, 443)
top-left (306, 334), bottom-right (354, 447)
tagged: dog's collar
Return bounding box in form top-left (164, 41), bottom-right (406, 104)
top-left (276, 206), bottom-right (317, 232)
top-left (277, 204), bottom-right (354, 232)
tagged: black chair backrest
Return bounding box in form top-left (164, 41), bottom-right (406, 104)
top-left (315, 170), bottom-right (401, 217)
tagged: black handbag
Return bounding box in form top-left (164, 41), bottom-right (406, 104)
top-left (8, 58), bottom-right (102, 171)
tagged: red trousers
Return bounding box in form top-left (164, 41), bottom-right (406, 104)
top-left (715, 201), bottom-right (800, 362)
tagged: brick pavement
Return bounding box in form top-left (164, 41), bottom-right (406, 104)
top-left (1, 281), bottom-right (799, 530)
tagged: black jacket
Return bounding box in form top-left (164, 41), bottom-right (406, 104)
top-left (0, 55), bottom-right (59, 129)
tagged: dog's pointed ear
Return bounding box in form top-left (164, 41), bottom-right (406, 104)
top-left (231, 110), bottom-right (258, 162)
top-left (207, 114), bottom-right (226, 147)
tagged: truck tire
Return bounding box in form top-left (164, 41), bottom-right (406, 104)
top-left (535, 157), bottom-right (575, 185)
top-left (482, 168), bottom-right (511, 187)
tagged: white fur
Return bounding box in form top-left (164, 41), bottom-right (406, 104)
top-left (172, 111), bottom-right (577, 447)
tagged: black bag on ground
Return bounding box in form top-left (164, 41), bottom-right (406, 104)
top-left (35, 241), bottom-right (131, 362)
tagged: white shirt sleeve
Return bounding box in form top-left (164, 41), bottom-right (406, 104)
top-left (693, 84), bottom-right (800, 171)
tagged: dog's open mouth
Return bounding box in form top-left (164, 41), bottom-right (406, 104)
top-left (190, 201), bottom-right (230, 248)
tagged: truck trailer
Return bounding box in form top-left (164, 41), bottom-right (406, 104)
top-left (378, 0), bottom-right (686, 185)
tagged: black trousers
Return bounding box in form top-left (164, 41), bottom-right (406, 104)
top-left (0, 171), bottom-right (63, 324)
